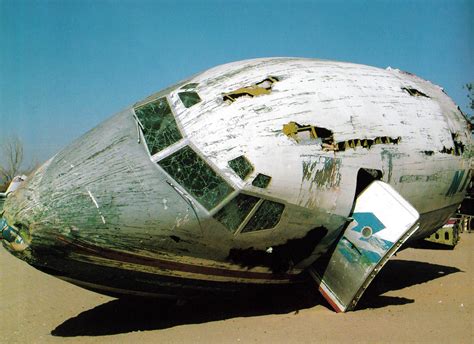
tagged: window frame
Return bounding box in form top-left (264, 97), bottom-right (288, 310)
top-left (212, 191), bottom-right (286, 235)
top-left (133, 95), bottom-right (186, 158)
top-left (178, 91), bottom-right (202, 108)
top-left (155, 142), bottom-right (238, 212)
top-left (239, 199), bottom-right (286, 234)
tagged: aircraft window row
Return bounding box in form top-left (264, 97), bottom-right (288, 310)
top-left (252, 173), bottom-right (271, 188)
top-left (214, 194), bottom-right (260, 231)
top-left (178, 91), bottom-right (202, 108)
top-left (214, 194), bottom-right (285, 233)
top-left (134, 97), bottom-right (182, 155)
top-left (228, 155), bottom-right (254, 180)
top-left (158, 146), bottom-right (234, 210)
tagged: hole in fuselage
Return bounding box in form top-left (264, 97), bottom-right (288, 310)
top-left (354, 168), bottom-right (383, 199)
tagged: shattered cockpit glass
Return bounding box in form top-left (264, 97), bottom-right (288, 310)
top-left (252, 173), bottom-right (271, 188)
top-left (134, 97), bottom-right (182, 155)
top-left (178, 91), bottom-right (202, 108)
top-left (158, 146), bottom-right (234, 210)
top-left (241, 200), bottom-right (285, 233)
top-left (228, 155), bottom-right (254, 180)
top-left (214, 194), bottom-right (260, 232)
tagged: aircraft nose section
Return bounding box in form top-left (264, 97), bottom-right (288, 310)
top-left (2, 109), bottom-right (203, 262)
top-left (1, 161), bottom-right (53, 253)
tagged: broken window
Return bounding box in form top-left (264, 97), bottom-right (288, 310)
top-left (178, 91), bottom-right (202, 108)
top-left (134, 97), bottom-right (182, 155)
top-left (241, 200), bottom-right (285, 233)
top-left (223, 76), bottom-right (279, 103)
top-left (228, 155), bottom-right (254, 180)
top-left (181, 83), bottom-right (199, 90)
top-left (158, 146), bottom-right (234, 210)
top-left (402, 87), bottom-right (429, 98)
top-left (214, 194), bottom-right (260, 232)
top-left (282, 122), bottom-right (334, 145)
top-left (252, 173), bottom-right (271, 188)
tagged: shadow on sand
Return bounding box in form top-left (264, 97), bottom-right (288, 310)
top-left (51, 259), bottom-right (461, 337)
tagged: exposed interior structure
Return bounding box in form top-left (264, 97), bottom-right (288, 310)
top-left (223, 76), bottom-right (279, 103)
top-left (282, 121), bottom-right (401, 151)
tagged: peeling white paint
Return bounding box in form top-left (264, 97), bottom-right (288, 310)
top-left (87, 190), bottom-right (100, 209)
top-left (87, 189), bottom-right (106, 224)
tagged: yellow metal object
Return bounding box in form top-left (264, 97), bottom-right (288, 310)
top-left (424, 225), bottom-right (460, 247)
top-left (282, 122), bottom-right (300, 141)
top-left (227, 86), bottom-right (270, 98)
top-left (223, 76), bottom-right (279, 102)
top-left (282, 122), bottom-right (318, 142)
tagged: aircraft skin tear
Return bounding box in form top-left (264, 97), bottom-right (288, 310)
top-left (282, 122), bottom-right (401, 152)
top-left (401, 87), bottom-right (430, 98)
top-left (223, 76), bottom-right (279, 103)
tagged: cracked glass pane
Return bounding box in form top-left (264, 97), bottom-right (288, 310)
top-left (252, 174), bottom-right (271, 188)
top-left (178, 91), bottom-right (202, 108)
top-left (214, 194), bottom-right (260, 232)
top-left (134, 97), bottom-right (182, 155)
top-left (241, 200), bottom-right (285, 233)
top-left (228, 156), bottom-right (254, 180)
top-left (158, 146), bottom-right (234, 210)
top-left (181, 83), bottom-right (199, 90)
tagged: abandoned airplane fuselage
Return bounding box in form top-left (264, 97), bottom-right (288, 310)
top-left (1, 58), bottom-right (472, 304)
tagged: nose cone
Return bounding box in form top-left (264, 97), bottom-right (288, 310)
top-left (1, 158), bottom-right (63, 255)
top-left (2, 109), bottom-right (201, 266)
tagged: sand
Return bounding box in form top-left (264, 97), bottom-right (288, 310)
top-left (1, 233), bottom-right (472, 344)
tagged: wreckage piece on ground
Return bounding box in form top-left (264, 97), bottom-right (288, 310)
top-left (1, 58), bottom-right (472, 311)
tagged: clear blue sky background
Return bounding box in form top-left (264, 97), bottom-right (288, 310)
top-left (1, 0), bottom-right (473, 166)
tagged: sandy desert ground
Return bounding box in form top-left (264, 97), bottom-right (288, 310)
top-left (1, 233), bottom-right (472, 344)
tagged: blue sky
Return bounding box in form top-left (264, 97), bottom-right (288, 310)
top-left (1, 0), bottom-right (473, 166)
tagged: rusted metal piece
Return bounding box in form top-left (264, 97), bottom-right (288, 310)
top-left (424, 219), bottom-right (460, 247)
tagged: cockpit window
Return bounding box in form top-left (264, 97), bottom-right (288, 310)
top-left (178, 91), bottom-right (202, 108)
top-left (134, 97), bottom-right (182, 155)
top-left (158, 146), bottom-right (234, 210)
top-left (241, 200), bottom-right (285, 233)
top-left (252, 173), bottom-right (271, 188)
top-left (214, 194), bottom-right (259, 232)
top-left (181, 83), bottom-right (199, 90)
top-left (228, 155), bottom-right (254, 180)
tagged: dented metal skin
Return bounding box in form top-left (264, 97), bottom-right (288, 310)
top-left (2, 58), bottom-right (472, 299)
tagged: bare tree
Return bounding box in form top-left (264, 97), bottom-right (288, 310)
top-left (0, 135), bottom-right (24, 184)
